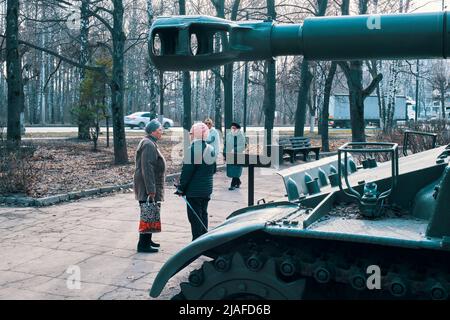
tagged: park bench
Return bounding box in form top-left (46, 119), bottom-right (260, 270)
top-left (278, 137), bottom-right (321, 163)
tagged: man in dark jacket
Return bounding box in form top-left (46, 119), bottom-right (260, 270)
top-left (177, 123), bottom-right (215, 240)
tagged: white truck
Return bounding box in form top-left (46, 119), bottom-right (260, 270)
top-left (329, 95), bottom-right (415, 128)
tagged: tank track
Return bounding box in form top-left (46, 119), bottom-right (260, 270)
top-left (175, 237), bottom-right (450, 300)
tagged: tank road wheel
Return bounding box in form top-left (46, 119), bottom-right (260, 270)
top-left (177, 253), bottom-right (306, 300)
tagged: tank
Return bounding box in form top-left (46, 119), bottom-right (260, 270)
top-left (148, 12), bottom-right (450, 300)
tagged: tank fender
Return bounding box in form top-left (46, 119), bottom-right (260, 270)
top-left (149, 205), bottom-right (290, 298)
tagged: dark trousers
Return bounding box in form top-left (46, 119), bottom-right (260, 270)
top-left (231, 177), bottom-right (241, 187)
top-left (186, 197), bottom-right (209, 241)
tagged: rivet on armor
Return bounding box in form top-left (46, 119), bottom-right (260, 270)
top-left (350, 275), bottom-right (366, 291)
top-left (430, 284), bottom-right (448, 300)
top-left (280, 260), bottom-right (296, 277)
top-left (237, 283), bottom-right (247, 292)
top-left (214, 256), bottom-right (230, 272)
top-left (188, 270), bottom-right (204, 287)
top-left (314, 267), bottom-right (331, 284)
top-left (390, 280), bottom-right (406, 297)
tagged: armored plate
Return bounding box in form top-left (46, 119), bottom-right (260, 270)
top-left (307, 216), bottom-right (427, 241)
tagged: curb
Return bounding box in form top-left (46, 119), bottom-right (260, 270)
top-left (0, 165), bottom-right (227, 207)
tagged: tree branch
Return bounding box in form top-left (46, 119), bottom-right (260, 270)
top-left (0, 35), bottom-right (106, 75)
top-left (124, 32), bottom-right (147, 54)
top-left (210, 68), bottom-right (224, 82)
top-left (93, 6), bottom-right (114, 16)
top-left (337, 61), bottom-right (351, 79)
top-left (363, 73), bottom-right (383, 97)
top-left (44, 59), bottom-right (62, 90)
top-left (87, 9), bottom-right (113, 34)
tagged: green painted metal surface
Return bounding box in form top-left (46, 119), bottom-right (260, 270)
top-left (147, 10), bottom-right (450, 298)
top-left (149, 202), bottom-right (298, 298)
top-left (426, 166), bottom-right (450, 238)
top-left (149, 11), bottom-right (449, 71)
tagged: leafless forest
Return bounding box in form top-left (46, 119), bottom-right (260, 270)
top-left (0, 0), bottom-right (449, 164)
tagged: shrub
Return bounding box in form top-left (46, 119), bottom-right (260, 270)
top-left (0, 140), bottom-right (41, 196)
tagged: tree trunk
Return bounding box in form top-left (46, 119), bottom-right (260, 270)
top-left (6, 0), bottom-right (23, 143)
top-left (195, 71), bottom-right (200, 121)
top-left (262, 60), bottom-right (276, 146)
top-left (214, 67), bottom-right (222, 132)
top-left (147, 0), bottom-right (158, 117)
top-left (182, 71), bottom-right (192, 131)
top-left (264, 0), bottom-right (276, 147)
top-left (294, 0), bottom-right (328, 136)
top-left (179, 0), bottom-right (191, 137)
top-left (386, 61), bottom-right (399, 131)
top-left (321, 62), bottom-right (337, 152)
top-left (159, 70), bottom-right (164, 122)
top-left (243, 62), bottom-right (248, 132)
top-left (440, 83), bottom-right (447, 120)
top-left (78, 0), bottom-right (90, 139)
top-left (347, 61), bottom-right (366, 142)
top-left (223, 65), bottom-right (233, 130)
top-left (111, 0), bottom-right (128, 164)
top-left (338, 0), bottom-right (382, 142)
top-left (212, 0), bottom-right (240, 132)
top-left (294, 59), bottom-right (312, 136)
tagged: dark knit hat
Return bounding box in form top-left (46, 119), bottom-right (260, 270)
top-left (145, 119), bottom-right (162, 134)
top-left (230, 122), bottom-right (241, 129)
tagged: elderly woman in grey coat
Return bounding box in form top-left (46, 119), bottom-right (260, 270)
top-left (134, 119), bottom-right (166, 253)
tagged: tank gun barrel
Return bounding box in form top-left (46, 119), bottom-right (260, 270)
top-left (149, 11), bottom-right (449, 71)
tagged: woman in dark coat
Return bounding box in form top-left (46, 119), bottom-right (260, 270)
top-left (176, 122), bottom-right (215, 241)
top-left (134, 119), bottom-right (166, 253)
top-left (225, 122), bottom-right (246, 190)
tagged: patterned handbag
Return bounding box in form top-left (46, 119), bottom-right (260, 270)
top-left (139, 196), bottom-right (161, 233)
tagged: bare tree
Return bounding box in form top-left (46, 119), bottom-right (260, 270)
top-left (6, 0), bottom-right (24, 144)
top-left (262, 0), bottom-right (276, 146)
top-left (321, 61), bottom-right (337, 152)
top-left (337, 0), bottom-right (383, 142)
top-left (294, 0), bottom-right (328, 137)
top-left (430, 61), bottom-right (449, 120)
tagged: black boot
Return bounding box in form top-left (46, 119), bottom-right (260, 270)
top-left (150, 238), bottom-right (160, 248)
top-left (229, 178), bottom-right (236, 190)
top-left (137, 234), bottom-right (158, 253)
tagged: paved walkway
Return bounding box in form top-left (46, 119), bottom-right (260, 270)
top-left (0, 168), bottom-right (286, 300)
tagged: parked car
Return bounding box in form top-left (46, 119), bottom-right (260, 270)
top-left (124, 112), bottom-right (174, 129)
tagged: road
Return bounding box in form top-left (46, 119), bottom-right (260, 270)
top-left (24, 126), bottom-right (372, 134)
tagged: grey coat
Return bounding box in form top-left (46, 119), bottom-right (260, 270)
top-left (134, 136), bottom-right (166, 202)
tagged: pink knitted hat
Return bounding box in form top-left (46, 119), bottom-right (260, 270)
top-left (190, 122), bottom-right (210, 140)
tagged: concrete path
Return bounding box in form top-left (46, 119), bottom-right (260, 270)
top-left (0, 168), bottom-right (286, 300)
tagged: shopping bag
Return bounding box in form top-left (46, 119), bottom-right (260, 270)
top-left (139, 197), bottom-right (161, 233)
